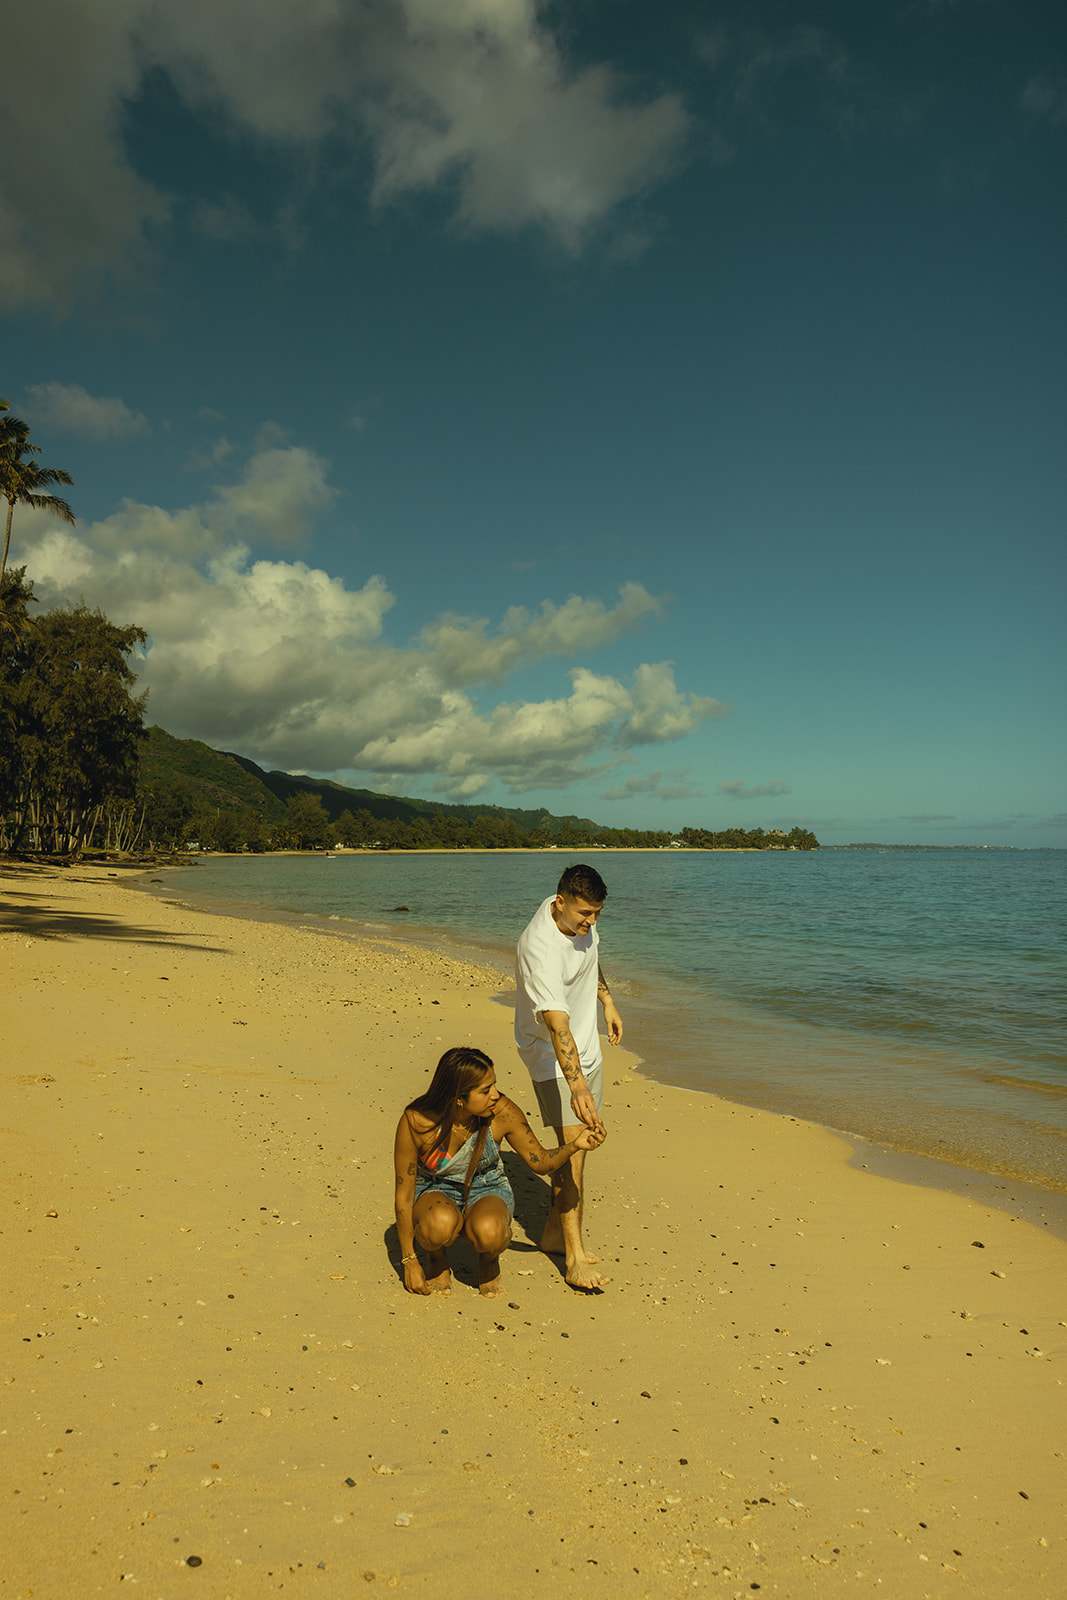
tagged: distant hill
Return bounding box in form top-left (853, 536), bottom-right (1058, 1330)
top-left (141, 726), bottom-right (602, 838)
top-left (140, 727), bottom-right (286, 821)
top-left (221, 748), bottom-right (604, 836)
top-left (137, 728), bottom-right (818, 851)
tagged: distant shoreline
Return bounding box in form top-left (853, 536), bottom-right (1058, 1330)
top-left (157, 840), bottom-right (1056, 862)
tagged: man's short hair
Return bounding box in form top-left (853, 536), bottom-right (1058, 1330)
top-left (557, 863), bottom-right (607, 904)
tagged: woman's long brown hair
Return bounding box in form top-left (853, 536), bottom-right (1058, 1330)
top-left (407, 1046), bottom-right (495, 1206)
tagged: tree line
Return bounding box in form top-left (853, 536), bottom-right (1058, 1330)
top-left (0, 569), bottom-right (148, 855)
top-left (679, 825), bottom-right (820, 851)
top-left (161, 793), bottom-right (685, 854)
top-left (127, 790), bottom-right (817, 854)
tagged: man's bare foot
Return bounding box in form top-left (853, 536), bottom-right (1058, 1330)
top-left (540, 1219), bottom-right (600, 1264)
top-left (478, 1255), bottom-right (505, 1297)
top-left (564, 1257), bottom-right (611, 1291)
top-left (541, 1234), bottom-right (600, 1267)
top-left (424, 1249), bottom-right (452, 1294)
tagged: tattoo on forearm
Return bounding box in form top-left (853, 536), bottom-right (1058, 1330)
top-left (597, 963), bottom-right (611, 999)
top-left (557, 1030), bottom-right (581, 1084)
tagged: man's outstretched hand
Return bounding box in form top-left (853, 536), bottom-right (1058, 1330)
top-left (570, 1084), bottom-right (605, 1133)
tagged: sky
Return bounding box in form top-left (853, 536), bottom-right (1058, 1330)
top-left (2, 0), bottom-right (1064, 845)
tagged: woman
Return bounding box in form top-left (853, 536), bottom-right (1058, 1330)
top-left (394, 1046), bottom-right (606, 1297)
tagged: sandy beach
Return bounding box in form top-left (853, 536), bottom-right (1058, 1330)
top-left (3, 863), bottom-right (1065, 1599)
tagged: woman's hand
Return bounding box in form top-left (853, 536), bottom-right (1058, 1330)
top-left (496, 1095), bottom-right (606, 1173)
top-left (403, 1258), bottom-right (432, 1295)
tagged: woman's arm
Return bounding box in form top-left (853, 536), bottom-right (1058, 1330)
top-left (393, 1112), bottom-right (431, 1295)
top-left (494, 1097), bottom-right (605, 1172)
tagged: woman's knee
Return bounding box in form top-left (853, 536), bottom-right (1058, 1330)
top-left (415, 1199), bottom-right (462, 1248)
top-left (465, 1205), bottom-right (512, 1256)
top-left (468, 1221), bottom-right (511, 1255)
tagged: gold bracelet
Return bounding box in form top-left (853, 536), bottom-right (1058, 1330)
top-left (401, 1252), bottom-right (418, 1264)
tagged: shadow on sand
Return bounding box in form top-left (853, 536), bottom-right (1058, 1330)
top-left (1, 876), bottom-right (227, 955)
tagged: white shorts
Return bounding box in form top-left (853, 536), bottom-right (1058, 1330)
top-left (529, 1061), bottom-right (604, 1130)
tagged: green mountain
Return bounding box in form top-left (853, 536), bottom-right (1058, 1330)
top-left (137, 728), bottom-right (816, 851)
top-left (140, 727), bottom-right (286, 821)
top-left (140, 726), bottom-right (601, 837)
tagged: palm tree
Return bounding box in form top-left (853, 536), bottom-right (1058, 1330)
top-left (0, 415), bottom-right (75, 580)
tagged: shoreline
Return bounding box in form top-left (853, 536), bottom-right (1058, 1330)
top-left (3, 862), bottom-right (1065, 1597)
top-left (140, 858), bottom-right (1067, 1231)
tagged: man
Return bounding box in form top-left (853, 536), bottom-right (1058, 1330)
top-left (515, 862), bottom-right (623, 1290)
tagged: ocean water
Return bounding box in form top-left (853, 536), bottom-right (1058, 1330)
top-left (152, 849), bottom-right (1067, 1195)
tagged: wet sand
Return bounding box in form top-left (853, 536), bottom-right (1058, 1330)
top-left (3, 862), bottom-right (1065, 1597)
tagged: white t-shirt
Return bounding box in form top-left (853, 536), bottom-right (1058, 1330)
top-left (514, 896), bottom-right (602, 1083)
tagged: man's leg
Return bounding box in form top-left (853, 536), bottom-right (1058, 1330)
top-left (541, 1129), bottom-right (610, 1291)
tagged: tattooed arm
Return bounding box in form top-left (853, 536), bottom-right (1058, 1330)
top-left (597, 964), bottom-right (623, 1046)
top-left (393, 1111), bottom-right (431, 1295)
top-left (541, 1009), bottom-right (604, 1131)
top-left (494, 1097), bottom-right (605, 1168)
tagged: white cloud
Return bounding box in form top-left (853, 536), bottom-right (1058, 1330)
top-left (13, 446), bottom-right (720, 796)
top-left (600, 768), bottom-right (704, 802)
top-left (430, 772), bottom-right (493, 801)
top-left (360, 1), bottom-right (689, 248)
top-left (418, 583), bottom-right (665, 687)
top-left (26, 381), bottom-right (148, 438)
top-left (353, 663), bottom-right (717, 793)
top-left (620, 661), bottom-right (726, 744)
top-left (1, 0), bottom-right (690, 313)
top-left (0, 0), bottom-right (166, 313)
top-left (205, 444), bottom-right (338, 548)
top-left (718, 779), bottom-right (790, 800)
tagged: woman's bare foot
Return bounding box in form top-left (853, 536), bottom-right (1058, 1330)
top-left (424, 1249), bottom-right (452, 1294)
top-left (478, 1255), bottom-right (505, 1297)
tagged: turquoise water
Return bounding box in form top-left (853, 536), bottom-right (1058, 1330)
top-left (154, 849), bottom-right (1067, 1192)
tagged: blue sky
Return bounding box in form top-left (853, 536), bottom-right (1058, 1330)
top-left (3, 0), bottom-right (1064, 844)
